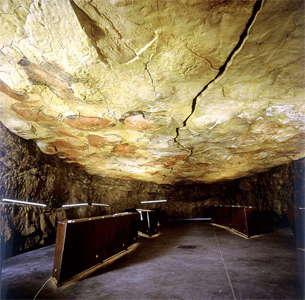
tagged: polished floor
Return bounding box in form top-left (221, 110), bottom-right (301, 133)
top-left (1, 222), bottom-right (301, 299)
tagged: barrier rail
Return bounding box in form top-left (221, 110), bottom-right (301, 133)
top-left (52, 212), bottom-right (139, 286)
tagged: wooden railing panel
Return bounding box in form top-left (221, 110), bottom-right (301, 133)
top-left (230, 207), bottom-right (250, 237)
top-left (137, 209), bottom-right (159, 237)
top-left (53, 213), bottom-right (138, 285)
top-left (209, 206), bottom-right (274, 238)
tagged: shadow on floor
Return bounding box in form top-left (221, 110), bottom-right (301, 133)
top-left (87, 221), bottom-right (211, 278)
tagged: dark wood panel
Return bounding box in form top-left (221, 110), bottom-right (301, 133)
top-left (247, 210), bottom-right (275, 236)
top-left (213, 206), bottom-right (231, 227)
top-left (210, 206), bottom-right (274, 237)
top-left (52, 222), bottom-right (67, 281)
top-left (231, 208), bottom-right (250, 237)
top-left (137, 209), bottom-right (160, 236)
top-left (53, 213), bottom-right (138, 285)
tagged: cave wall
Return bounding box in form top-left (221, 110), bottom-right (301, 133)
top-left (0, 123), bottom-right (296, 257)
top-left (293, 157), bottom-right (305, 298)
top-left (160, 163), bottom-right (293, 218)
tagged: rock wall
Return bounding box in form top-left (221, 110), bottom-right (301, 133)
top-left (292, 158), bottom-right (305, 298)
top-left (0, 123), bottom-right (296, 257)
top-left (162, 163), bottom-right (294, 218)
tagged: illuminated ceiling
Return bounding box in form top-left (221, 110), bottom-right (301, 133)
top-left (0, 0), bottom-right (304, 184)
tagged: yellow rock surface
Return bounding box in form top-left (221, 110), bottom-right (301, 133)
top-left (0, 0), bottom-right (304, 183)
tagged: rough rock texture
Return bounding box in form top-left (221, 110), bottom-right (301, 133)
top-left (0, 123), bottom-right (296, 256)
top-left (0, 206), bottom-right (111, 258)
top-left (292, 157), bottom-right (305, 297)
top-left (0, 0), bottom-right (304, 184)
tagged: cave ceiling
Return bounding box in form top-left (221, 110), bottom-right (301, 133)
top-left (0, 0), bottom-right (304, 184)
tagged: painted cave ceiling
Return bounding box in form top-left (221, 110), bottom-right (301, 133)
top-left (0, 0), bottom-right (304, 184)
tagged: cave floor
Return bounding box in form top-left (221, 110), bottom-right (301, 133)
top-left (1, 222), bottom-right (301, 300)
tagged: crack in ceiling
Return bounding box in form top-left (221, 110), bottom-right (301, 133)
top-left (174, 0), bottom-right (265, 143)
top-left (0, 0), bottom-right (304, 184)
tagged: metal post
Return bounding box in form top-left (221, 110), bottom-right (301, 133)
top-left (147, 211), bottom-right (151, 230)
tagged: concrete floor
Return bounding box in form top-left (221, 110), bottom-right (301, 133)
top-left (1, 222), bottom-right (301, 300)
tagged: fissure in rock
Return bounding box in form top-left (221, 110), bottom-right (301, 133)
top-left (174, 0), bottom-right (264, 143)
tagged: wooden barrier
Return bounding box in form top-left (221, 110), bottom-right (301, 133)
top-left (136, 209), bottom-right (160, 238)
top-left (205, 206), bottom-right (274, 238)
top-left (52, 212), bottom-right (139, 286)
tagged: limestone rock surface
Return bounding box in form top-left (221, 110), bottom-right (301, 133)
top-left (0, 123), bottom-right (296, 256)
top-left (0, 0), bottom-right (304, 183)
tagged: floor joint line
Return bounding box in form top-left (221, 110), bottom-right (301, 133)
top-left (213, 229), bottom-right (238, 300)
